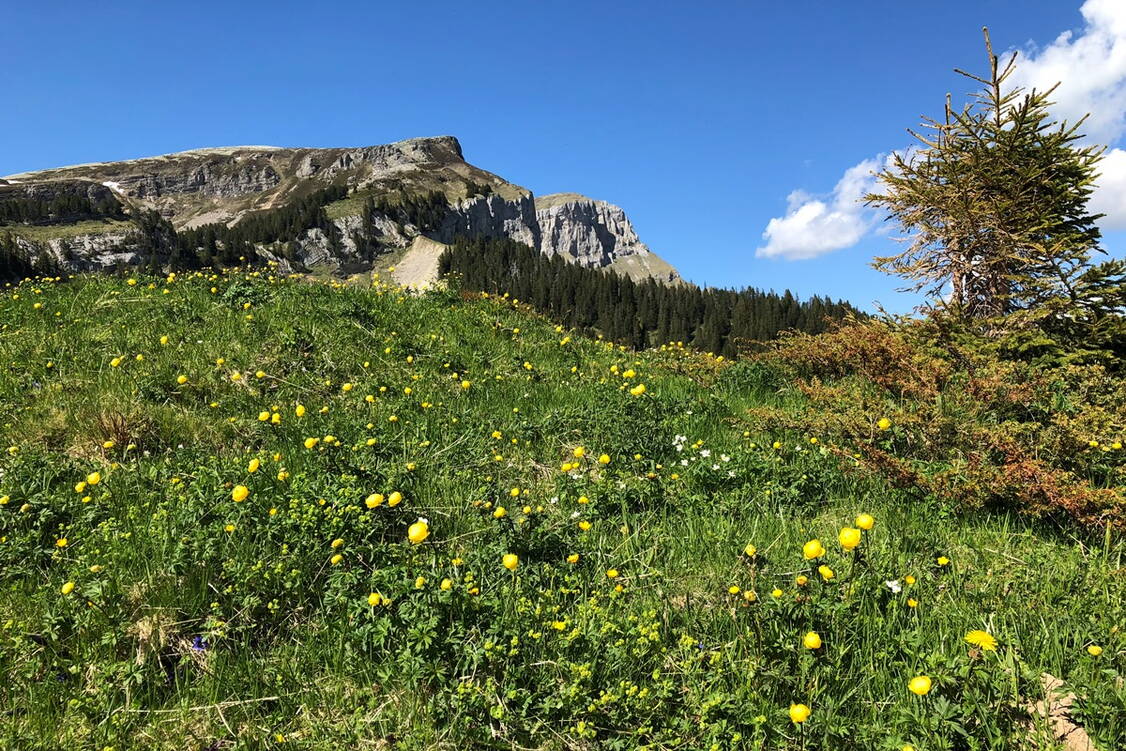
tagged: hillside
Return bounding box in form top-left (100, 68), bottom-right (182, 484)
top-left (0, 137), bottom-right (680, 284)
top-left (1, 271), bottom-right (1122, 750)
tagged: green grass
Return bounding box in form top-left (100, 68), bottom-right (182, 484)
top-left (0, 272), bottom-right (1122, 750)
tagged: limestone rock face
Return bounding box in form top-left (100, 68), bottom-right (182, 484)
top-left (435, 193), bottom-right (540, 249)
top-left (535, 193), bottom-right (680, 282)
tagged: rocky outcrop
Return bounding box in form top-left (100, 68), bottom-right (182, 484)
top-left (535, 193), bottom-right (680, 282)
top-left (435, 193), bottom-right (540, 248)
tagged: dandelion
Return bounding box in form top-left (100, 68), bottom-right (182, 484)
top-left (331, 538), bottom-right (344, 549)
top-left (907, 598), bottom-right (918, 608)
top-left (838, 527), bottom-right (861, 551)
top-left (802, 539), bottom-right (825, 559)
top-left (788, 703), bottom-right (810, 723)
top-left (803, 631), bottom-right (822, 649)
top-left (493, 506), bottom-right (507, 518)
top-left (795, 575), bottom-right (809, 586)
top-left (408, 518), bottom-right (430, 544)
top-left (231, 485), bottom-right (249, 503)
top-left (964, 630), bottom-right (997, 651)
top-left (295, 404), bottom-right (306, 417)
top-left (578, 520), bottom-right (592, 531)
top-left (629, 384), bottom-right (646, 396)
top-left (908, 676), bottom-right (932, 696)
top-left (502, 553), bottom-right (519, 570)
top-left (461, 380), bottom-right (471, 390)
top-left (177, 375), bottom-right (188, 385)
top-left (771, 588), bottom-right (783, 598)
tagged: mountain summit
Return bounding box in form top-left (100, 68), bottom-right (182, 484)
top-left (1, 136), bottom-right (680, 283)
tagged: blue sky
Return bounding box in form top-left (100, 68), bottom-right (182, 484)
top-left (3, 1), bottom-right (1124, 312)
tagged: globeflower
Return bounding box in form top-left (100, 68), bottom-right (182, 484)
top-left (908, 676), bottom-right (932, 695)
top-left (855, 513), bottom-right (874, 531)
top-left (1087, 645), bottom-right (1103, 656)
top-left (838, 527), bottom-right (861, 551)
top-left (877, 417), bottom-right (892, 431)
top-left (502, 553), bottom-right (519, 570)
top-left (788, 703), bottom-right (810, 723)
top-left (964, 630), bottom-right (997, 651)
top-left (743, 543), bottom-right (757, 557)
top-left (803, 631), bottom-right (822, 649)
top-left (61, 581), bottom-right (75, 596)
top-left (802, 539), bottom-right (825, 559)
top-left (408, 518), bottom-right (430, 544)
top-left (231, 485), bottom-right (249, 503)
top-left (817, 565), bottom-right (834, 581)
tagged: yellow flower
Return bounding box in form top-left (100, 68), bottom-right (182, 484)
top-left (388, 491), bottom-right (402, 507)
top-left (817, 565), bottom-right (834, 581)
top-left (907, 598), bottom-right (918, 608)
top-left (56, 537), bottom-right (67, 548)
top-left (855, 513), bottom-right (874, 531)
top-left (743, 590), bottom-right (757, 602)
top-left (304, 437), bottom-right (319, 449)
top-left (295, 404), bottom-right (306, 417)
top-left (110, 357), bottom-right (122, 368)
top-left (365, 493), bottom-right (384, 508)
top-left (414, 576), bottom-right (426, 589)
top-left (598, 453), bottom-right (610, 465)
top-left (440, 578), bottom-right (453, 591)
top-left (1087, 645), bottom-right (1103, 656)
top-left (937, 556), bottom-right (950, 566)
top-left (606, 569), bottom-right (619, 579)
top-left (788, 703), bottom-right (810, 723)
top-left (795, 575), bottom-right (809, 586)
top-left (771, 588), bottom-right (783, 598)
top-left (493, 506), bottom-right (507, 518)
top-left (838, 527), bottom-right (861, 551)
top-left (743, 543), bottom-right (757, 557)
top-left (330, 554), bottom-right (343, 565)
top-left (908, 676), bottom-right (932, 696)
top-left (877, 417), bottom-right (892, 431)
top-left (61, 581), bottom-right (75, 596)
top-left (502, 553), bottom-right (519, 570)
top-left (330, 538), bottom-right (344, 549)
top-left (566, 553), bottom-right (580, 564)
top-left (802, 539), bottom-right (825, 559)
top-left (258, 411), bottom-right (270, 422)
top-left (247, 458), bottom-right (260, 473)
top-left (803, 631), bottom-right (822, 650)
top-left (408, 519), bottom-right (430, 544)
top-left (367, 592), bottom-right (383, 607)
top-left (177, 375), bottom-right (188, 385)
top-left (629, 384), bottom-right (646, 396)
top-left (964, 630), bottom-right (997, 651)
top-left (461, 380), bottom-right (471, 390)
top-left (578, 520), bottom-right (592, 531)
top-left (573, 446), bottom-right (585, 458)
top-left (231, 485), bottom-right (249, 503)
top-left (728, 585), bottom-right (740, 595)
top-left (86, 471), bottom-right (101, 486)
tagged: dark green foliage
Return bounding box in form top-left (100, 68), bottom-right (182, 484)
top-left (439, 237), bottom-right (860, 355)
top-left (0, 232), bottom-right (57, 280)
top-left (0, 193), bottom-right (124, 226)
top-left (374, 190), bottom-right (449, 232)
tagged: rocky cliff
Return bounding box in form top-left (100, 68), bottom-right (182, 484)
top-left (1, 136), bottom-right (680, 284)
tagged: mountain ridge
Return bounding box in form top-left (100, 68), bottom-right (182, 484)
top-left (1, 136), bottom-right (680, 284)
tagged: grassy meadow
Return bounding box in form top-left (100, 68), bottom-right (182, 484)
top-left (0, 270), bottom-right (1122, 750)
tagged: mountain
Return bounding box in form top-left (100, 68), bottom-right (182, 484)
top-left (0, 136), bottom-right (680, 284)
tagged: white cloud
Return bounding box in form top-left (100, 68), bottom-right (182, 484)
top-left (1008, 0), bottom-right (1126, 146)
top-left (1089, 147), bottom-right (1126, 229)
top-left (756, 157), bottom-right (881, 260)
